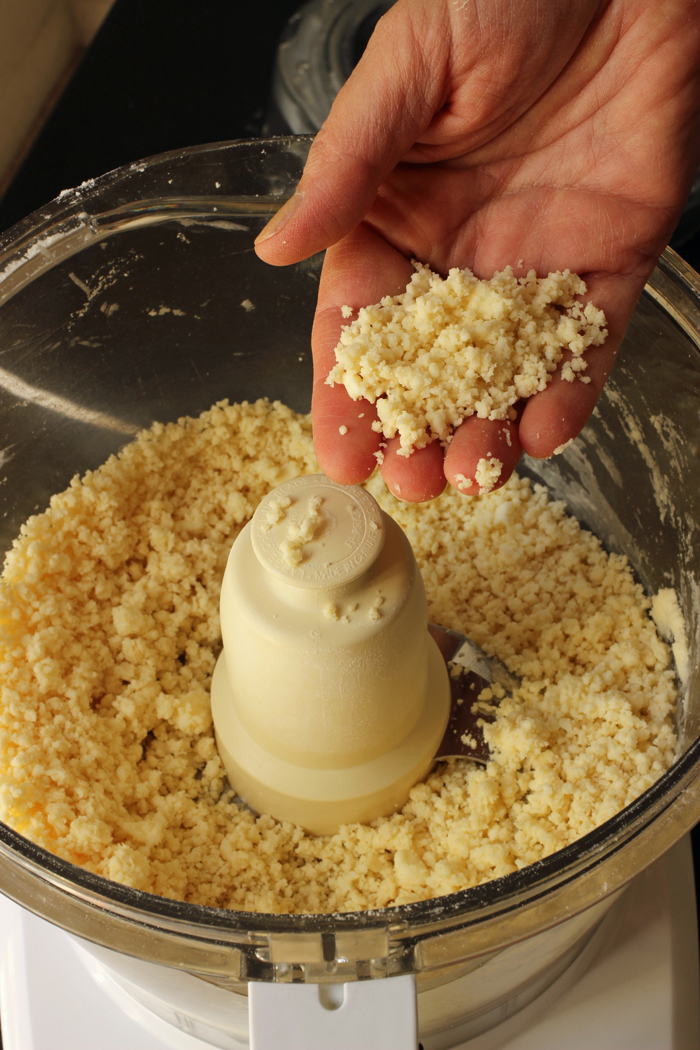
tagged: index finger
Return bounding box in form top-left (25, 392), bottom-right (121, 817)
top-left (313, 225), bottom-right (451, 500)
top-left (311, 225), bottom-right (412, 485)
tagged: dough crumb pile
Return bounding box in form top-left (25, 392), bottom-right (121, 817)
top-left (328, 262), bottom-right (607, 456)
top-left (0, 400), bottom-right (675, 914)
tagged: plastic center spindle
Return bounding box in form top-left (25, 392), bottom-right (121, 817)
top-left (210, 475), bottom-right (450, 835)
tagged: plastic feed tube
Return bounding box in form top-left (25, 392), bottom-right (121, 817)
top-left (211, 475), bottom-right (450, 834)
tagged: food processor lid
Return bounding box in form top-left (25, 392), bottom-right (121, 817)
top-left (250, 474), bottom-right (386, 587)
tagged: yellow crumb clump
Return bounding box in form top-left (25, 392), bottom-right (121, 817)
top-left (0, 399), bottom-right (675, 914)
top-left (328, 262), bottom-right (607, 455)
top-left (279, 494), bottom-right (324, 567)
top-left (475, 455), bottom-right (503, 494)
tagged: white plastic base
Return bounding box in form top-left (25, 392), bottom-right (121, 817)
top-left (0, 837), bottom-right (698, 1050)
top-left (249, 976), bottom-right (417, 1049)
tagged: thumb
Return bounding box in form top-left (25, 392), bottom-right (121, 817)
top-left (254, 0), bottom-right (450, 265)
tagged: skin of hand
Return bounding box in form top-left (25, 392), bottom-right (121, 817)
top-left (255, 0), bottom-right (700, 502)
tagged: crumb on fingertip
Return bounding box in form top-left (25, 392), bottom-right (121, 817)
top-left (341, 305), bottom-right (353, 318)
top-left (339, 425), bottom-right (348, 435)
top-left (475, 455), bottom-right (503, 494)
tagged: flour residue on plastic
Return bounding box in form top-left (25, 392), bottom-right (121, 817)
top-left (524, 427), bottom-right (645, 575)
top-left (0, 230), bottom-right (79, 288)
top-left (651, 588), bottom-right (689, 685)
top-left (602, 376), bottom-right (699, 658)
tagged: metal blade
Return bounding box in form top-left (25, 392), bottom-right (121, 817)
top-left (429, 623), bottom-right (519, 764)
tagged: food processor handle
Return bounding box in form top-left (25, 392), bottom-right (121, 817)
top-left (249, 974), bottom-right (418, 1048)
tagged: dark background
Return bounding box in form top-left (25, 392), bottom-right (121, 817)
top-left (1, 0), bottom-right (699, 268)
top-left (0, 0), bottom-right (301, 232)
top-left (0, 0), bottom-right (699, 996)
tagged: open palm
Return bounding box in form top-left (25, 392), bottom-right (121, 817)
top-left (256, 0), bottom-right (700, 500)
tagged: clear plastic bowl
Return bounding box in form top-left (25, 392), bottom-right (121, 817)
top-left (0, 137), bottom-right (699, 1048)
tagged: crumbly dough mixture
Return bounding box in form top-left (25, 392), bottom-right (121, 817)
top-left (475, 455), bottom-right (503, 494)
top-left (280, 494), bottom-right (324, 567)
top-left (328, 263), bottom-right (607, 455)
top-left (0, 400), bottom-right (676, 914)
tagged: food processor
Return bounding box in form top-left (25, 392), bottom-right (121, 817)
top-left (0, 137), bottom-right (699, 1048)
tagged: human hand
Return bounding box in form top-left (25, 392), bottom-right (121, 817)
top-left (255, 0), bottom-right (700, 501)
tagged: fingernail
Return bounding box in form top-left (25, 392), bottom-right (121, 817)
top-left (254, 192), bottom-right (304, 245)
